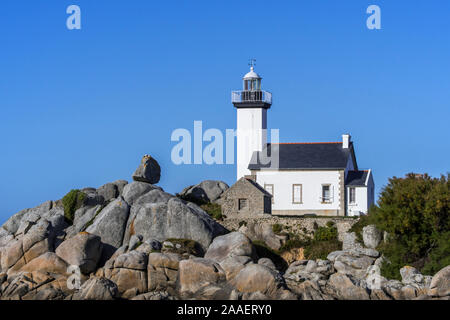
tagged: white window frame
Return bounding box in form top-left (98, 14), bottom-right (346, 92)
top-left (292, 184), bottom-right (302, 204)
top-left (321, 184), bottom-right (332, 203)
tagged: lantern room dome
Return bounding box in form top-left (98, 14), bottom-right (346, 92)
top-left (243, 67), bottom-right (261, 80)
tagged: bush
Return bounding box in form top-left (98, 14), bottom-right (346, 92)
top-left (304, 240), bottom-right (342, 260)
top-left (350, 173), bottom-right (449, 278)
top-left (314, 222), bottom-right (338, 242)
top-left (62, 189), bottom-right (86, 225)
top-left (272, 223), bottom-right (283, 234)
top-left (200, 203), bottom-right (223, 220)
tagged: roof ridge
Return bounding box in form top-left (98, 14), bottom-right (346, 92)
top-left (270, 142), bottom-right (342, 145)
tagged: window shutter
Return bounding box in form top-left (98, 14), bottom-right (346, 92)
top-left (332, 185), bottom-right (335, 202)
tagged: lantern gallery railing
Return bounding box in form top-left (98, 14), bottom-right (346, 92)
top-left (231, 90), bottom-right (272, 104)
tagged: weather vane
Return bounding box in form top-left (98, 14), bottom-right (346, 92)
top-left (248, 58), bottom-right (256, 68)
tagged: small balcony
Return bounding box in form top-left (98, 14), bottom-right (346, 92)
top-left (231, 90), bottom-right (272, 105)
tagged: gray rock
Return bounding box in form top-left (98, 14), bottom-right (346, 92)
top-left (55, 232), bottom-right (103, 274)
top-left (258, 258), bottom-right (276, 270)
top-left (362, 225), bottom-right (382, 249)
top-left (342, 232), bottom-right (379, 257)
top-left (86, 197), bottom-right (130, 249)
top-left (219, 256), bottom-right (253, 280)
top-left (128, 197), bottom-right (227, 250)
top-left (204, 232), bottom-right (255, 263)
top-left (128, 234), bottom-right (143, 251)
top-left (178, 258), bottom-right (226, 293)
top-left (114, 250), bottom-right (148, 270)
top-left (429, 265), bottom-right (450, 297)
top-left (132, 155), bottom-right (161, 184)
top-left (400, 266), bottom-right (427, 288)
top-left (97, 183), bottom-right (119, 202)
top-left (122, 181), bottom-right (157, 205)
top-left (231, 263), bottom-right (285, 298)
top-left (239, 221), bottom-right (285, 251)
top-left (179, 180), bottom-right (229, 204)
top-left (333, 252), bottom-right (376, 279)
top-left (326, 273), bottom-right (370, 300)
top-left (72, 277), bottom-right (118, 300)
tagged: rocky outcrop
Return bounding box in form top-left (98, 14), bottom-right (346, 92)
top-left (1, 152), bottom-right (449, 301)
top-left (178, 180), bottom-right (229, 204)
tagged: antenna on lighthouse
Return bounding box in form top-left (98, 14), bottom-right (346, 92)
top-left (248, 58), bottom-right (256, 70)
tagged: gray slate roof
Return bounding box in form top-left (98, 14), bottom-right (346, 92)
top-left (248, 142), bottom-right (353, 170)
top-left (345, 170), bottom-right (369, 186)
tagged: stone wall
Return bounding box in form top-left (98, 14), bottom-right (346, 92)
top-left (221, 215), bottom-right (358, 242)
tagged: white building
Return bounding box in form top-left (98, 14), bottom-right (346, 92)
top-left (231, 66), bottom-right (374, 217)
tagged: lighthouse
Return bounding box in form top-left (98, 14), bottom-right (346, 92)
top-left (232, 61), bottom-right (272, 180)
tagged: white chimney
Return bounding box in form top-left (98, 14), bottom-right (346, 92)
top-left (342, 134), bottom-right (351, 149)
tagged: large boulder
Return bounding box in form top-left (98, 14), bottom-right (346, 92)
top-left (400, 266), bottom-right (431, 288)
top-left (429, 265), bottom-right (450, 297)
top-left (85, 198), bottom-right (130, 249)
top-left (122, 181), bottom-right (157, 205)
top-left (333, 252), bottom-right (376, 280)
top-left (1, 222), bottom-right (53, 274)
top-left (72, 277), bottom-right (119, 300)
top-left (108, 252), bottom-right (148, 299)
top-left (20, 252), bottom-right (69, 275)
top-left (147, 252), bottom-right (182, 291)
top-left (231, 264), bottom-right (285, 298)
top-left (178, 258), bottom-right (226, 294)
top-left (362, 225), bottom-right (382, 249)
top-left (55, 233), bottom-right (103, 274)
top-left (132, 155), bottom-right (161, 184)
top-left (326, 273), bottom-right (370, 300)
top-left (179, 180), bottom-right (229, 204)
top-left (127, 197), bottom-right (227, 250)
top-left (204, 232), bottom-right (255, 263)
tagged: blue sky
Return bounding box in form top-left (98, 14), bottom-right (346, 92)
top-left (1, 1), bottom-right (449, 224)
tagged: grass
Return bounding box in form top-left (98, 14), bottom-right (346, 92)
top-left (272, 223), bottom-right (283, 234)
top-left (200, 203), bottom-right (223, 221)
top-left (62, 189), bottom-right (86, 225)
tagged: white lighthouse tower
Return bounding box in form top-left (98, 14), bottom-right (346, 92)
top-left (232, 61), bottom-right (272, 180)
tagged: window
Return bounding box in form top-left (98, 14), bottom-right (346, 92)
top-left (349, 187), bottom-right (356, 204)
top-left (322, 185), bottom-right (331, 203)
top-left (264, 184), bottom-right (274, 203)
top-left (238, 198), bottom-right (248, 211)
top-left (292, 184), bottom-right (302, 203)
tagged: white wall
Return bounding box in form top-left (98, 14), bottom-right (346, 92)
top-left (255, 170), bottom-right (342, 212)
top-left (347, 186), bottom-right (368, 216)
top-left (236, 108), bottom-right (267, 179)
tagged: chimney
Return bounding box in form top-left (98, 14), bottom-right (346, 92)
top-left (342, 134), bottom-right (351, 149)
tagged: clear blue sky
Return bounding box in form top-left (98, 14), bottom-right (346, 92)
top-left (1, 1), bottom-right (449, 224)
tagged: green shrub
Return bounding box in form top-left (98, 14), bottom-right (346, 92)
top-left (351, 173), bottom-right (449, 278)
top-left (304, 239), bottom-right (342, 260)
top-left (62, 189), bottom-right (86, 225)
top-left (314, 222), bottom-right (338, 242)
top-left (200, 203), bottom-right (223, 220)
top-left (272, 223), bottom-right (283, 234)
